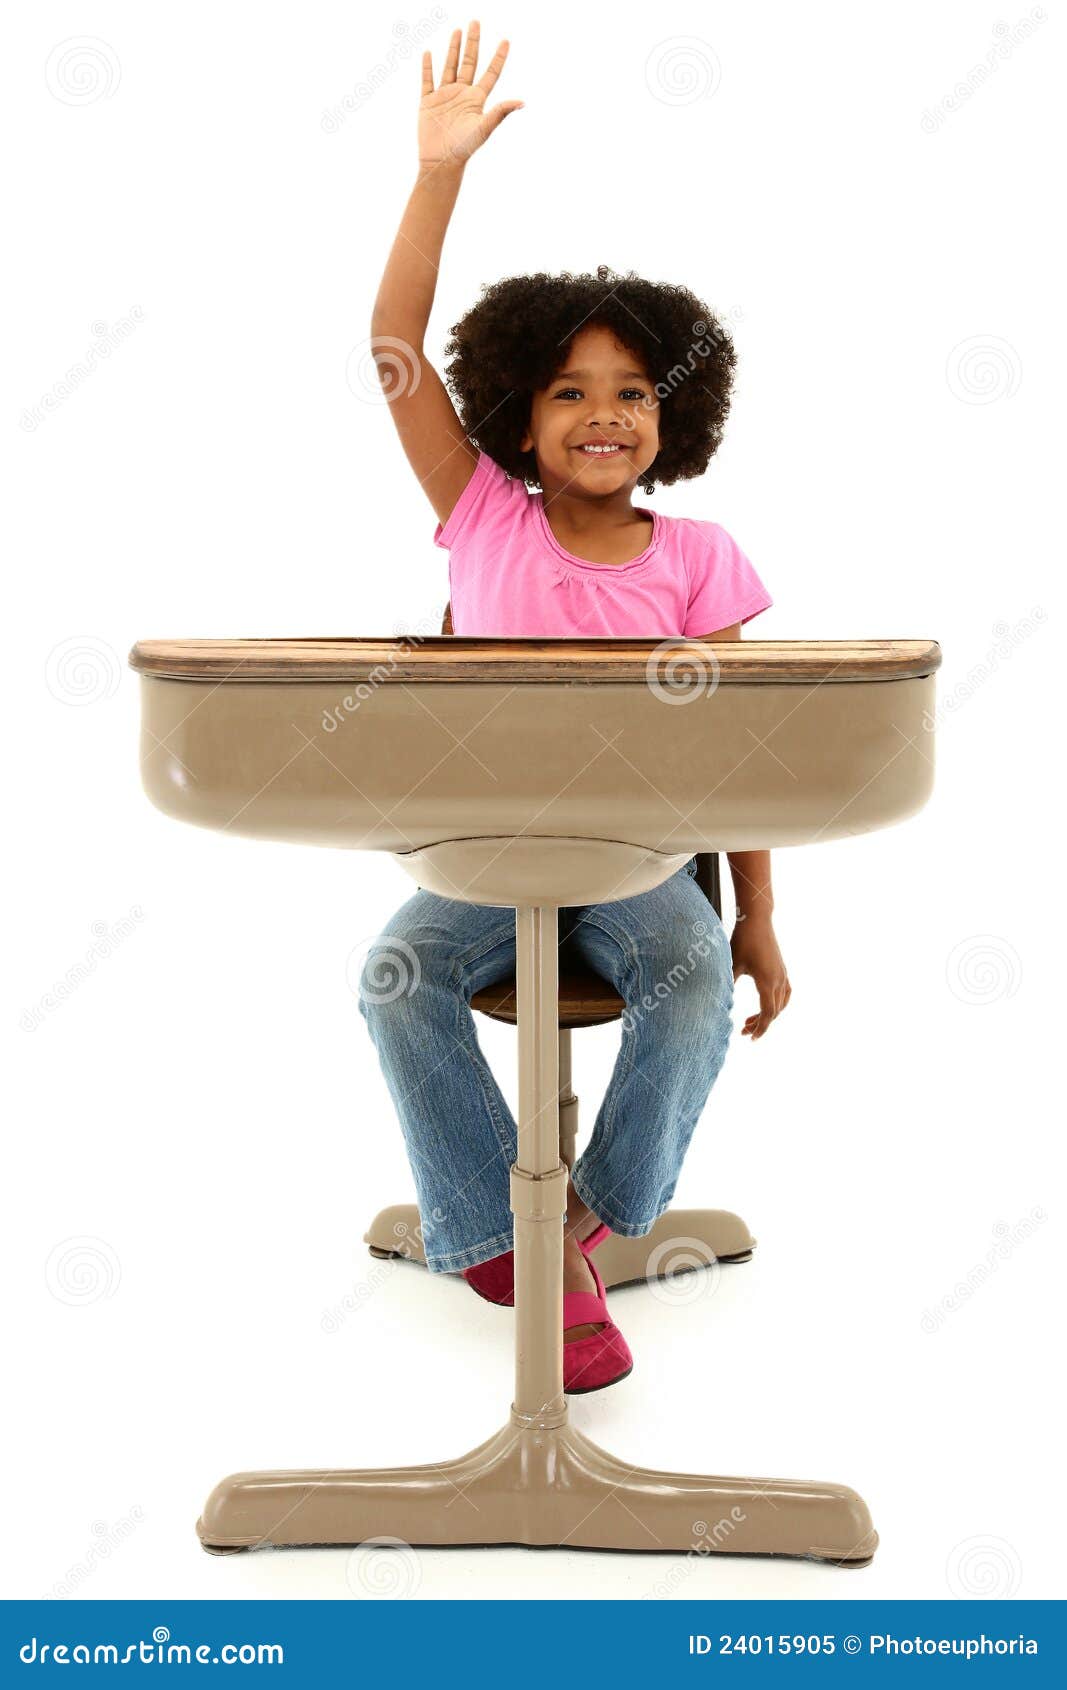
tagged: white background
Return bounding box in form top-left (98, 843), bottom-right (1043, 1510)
top-left (3, 0), bottom-right (1064, 1602)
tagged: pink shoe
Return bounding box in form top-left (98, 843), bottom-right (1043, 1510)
top-left (563, 1248), bottom-right (633, 1395)
top-left (462, 1220), bottom-right (610, 1307)
top-left (462, 1249), bottom-right (515, 1306)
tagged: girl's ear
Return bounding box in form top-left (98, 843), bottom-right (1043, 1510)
top-left (520, 429), bottom-right (532, 452)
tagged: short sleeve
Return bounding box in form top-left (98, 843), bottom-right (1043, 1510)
top-left (683, 523), bottom-right (773, 636)
top-left (433, 451), bottom-right (508, 550)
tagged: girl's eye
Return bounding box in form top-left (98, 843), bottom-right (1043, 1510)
top-left (551, 387), bottom-right (649, 401)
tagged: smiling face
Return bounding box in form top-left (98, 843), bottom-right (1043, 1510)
top-left (520, 323), bottom-right (660, 500)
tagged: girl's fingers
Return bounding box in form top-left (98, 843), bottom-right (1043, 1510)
top-left (421, 51), bottom-right (434, 97)
top-left (477, 39), bottom-right (510, 96)
top-left (458, 18), bottom-right (480, 83)
top-left (482, 99), bottom-right (523, 136)
top-left (441, 28), bottom-right (462, 84)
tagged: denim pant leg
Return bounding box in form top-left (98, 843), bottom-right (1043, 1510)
top-left (564, 860), bottom-right (734, 1238)
top-left (357, 889), bottom-right (523, 1275)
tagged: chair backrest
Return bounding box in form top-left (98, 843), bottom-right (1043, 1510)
top-left (440, 602), bottom-right (723, 921)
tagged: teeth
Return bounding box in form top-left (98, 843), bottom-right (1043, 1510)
top-left (579, 444), bottom-right (620, 454)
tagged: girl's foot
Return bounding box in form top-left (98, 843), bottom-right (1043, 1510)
top-left (562, 1245), bottom-right (633, 1394)
top-left (461, 1174), bottom-right (603, 1306)
top-left (460, 1211), bottom-right (603, 1308)
top-left (562, 1230), bottom-right (602, 1341)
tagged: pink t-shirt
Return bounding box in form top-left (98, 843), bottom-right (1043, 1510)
top-left (433, 451), bottom-right (773, 638)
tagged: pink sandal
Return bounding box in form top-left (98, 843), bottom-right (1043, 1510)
top-left (461, 1219), bottom-right (610, 1306)
top-left (462, 1222), bottom-right (631, 1394)
top-left (562, 1246), bottom-right (633, 1395)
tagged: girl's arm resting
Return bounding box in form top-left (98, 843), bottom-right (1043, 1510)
top-left (371, 163), bottom-right (478, 525)
top-left (726, 850), bottom-right (774, 926)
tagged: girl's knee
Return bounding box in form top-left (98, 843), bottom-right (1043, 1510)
top-left (643, 922), bottom-right (733, 1020)
top-left (357, 932), bottom-right (449, 1020)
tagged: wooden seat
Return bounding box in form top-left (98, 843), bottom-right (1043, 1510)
top-left (441, 603), bottom-right (724, 1029)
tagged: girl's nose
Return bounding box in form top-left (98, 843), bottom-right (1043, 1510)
top-left (587, 412), bottom-right (636, 436)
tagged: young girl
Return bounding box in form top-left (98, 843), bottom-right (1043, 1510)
top-left (359, 21), bottom-right (790, 1393)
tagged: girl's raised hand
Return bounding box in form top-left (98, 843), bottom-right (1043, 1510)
top-left (419, 21), bottom-right (523, 166)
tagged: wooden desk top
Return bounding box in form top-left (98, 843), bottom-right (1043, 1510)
top-left (129, 637), bottom-right (941, 684)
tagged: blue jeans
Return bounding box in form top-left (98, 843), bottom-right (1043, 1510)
top-left (357, 856), bottom-right (734, 1273)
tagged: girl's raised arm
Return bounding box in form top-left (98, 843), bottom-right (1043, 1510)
top-left (370, 22), bottom-right (523, 526)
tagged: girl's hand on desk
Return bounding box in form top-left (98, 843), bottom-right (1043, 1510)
top-left (730, 916), bottom-right (791, 1040)
top-left (419, 21), bottom-right (523, 167)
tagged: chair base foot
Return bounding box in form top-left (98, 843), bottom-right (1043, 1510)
top-left (196, 1415), bottom-right (876, 1563)
top-left (363, 1203), bottom-right (756, 1289)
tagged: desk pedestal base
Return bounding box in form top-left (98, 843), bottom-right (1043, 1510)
top-left (364, 1202), bottom-right (755, 1286)
top-left (196, 892), bottom-right (876, 1568)
top-left (196, 1413), bottom-right (876, 1563)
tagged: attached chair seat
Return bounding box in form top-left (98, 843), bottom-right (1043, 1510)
top-left (472, 968), bottom-right (625, 1029)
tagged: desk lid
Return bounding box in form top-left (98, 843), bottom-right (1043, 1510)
top-left (129, 637), bottom-right (941, 684)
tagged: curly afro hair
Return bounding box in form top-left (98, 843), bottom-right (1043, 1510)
top-left (441, 266), bottom-right (736, 493)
